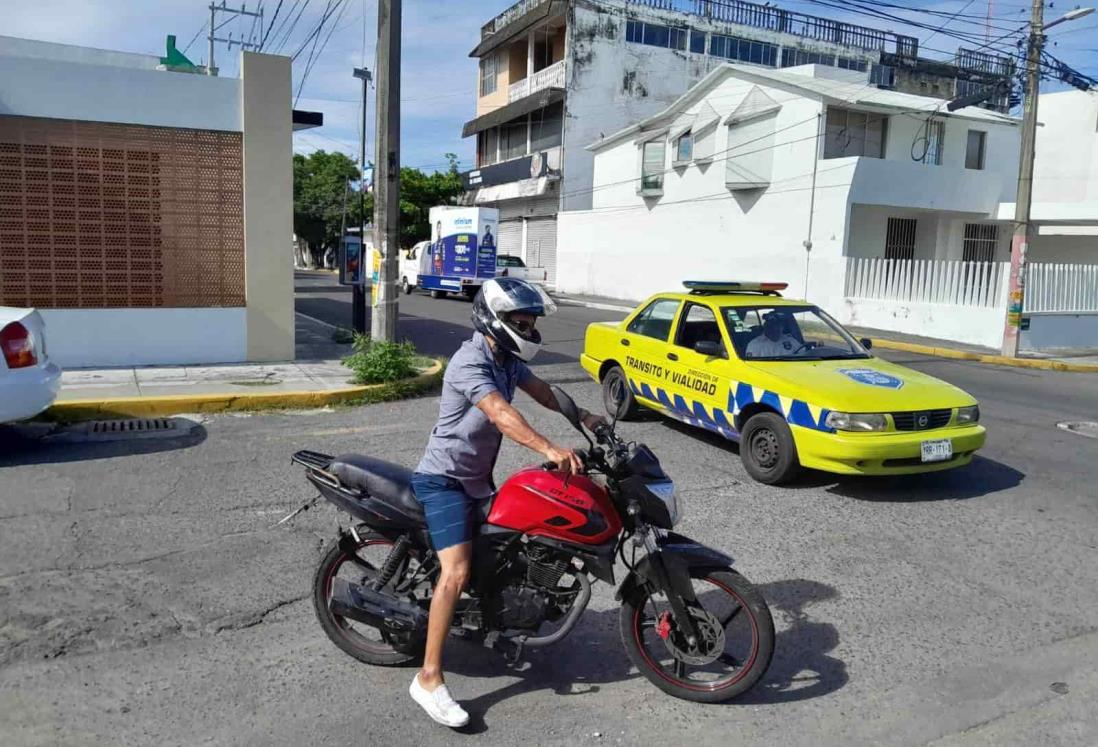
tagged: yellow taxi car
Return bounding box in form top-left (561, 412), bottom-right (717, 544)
top-left (580, 281), bottom-right (986, 484)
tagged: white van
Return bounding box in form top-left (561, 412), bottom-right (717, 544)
top-left (400, 240), bottom-right (431, 294)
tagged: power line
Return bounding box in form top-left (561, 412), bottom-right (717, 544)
top-left (260, 0), bottom-right (285, 49)
top-left (182, 21), bottom-right (208, 55)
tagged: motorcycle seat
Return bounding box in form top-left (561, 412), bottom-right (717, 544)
top-left (329, 454), bottom-right (425, 523)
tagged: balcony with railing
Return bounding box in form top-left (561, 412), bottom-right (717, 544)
top-left (508, 59), bottom-right (565, 103)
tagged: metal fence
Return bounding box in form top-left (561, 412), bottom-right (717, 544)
top-left (845, 257), bottom-right (1008, 308)
top-left (1026, 262), bottom-right (1098, 313)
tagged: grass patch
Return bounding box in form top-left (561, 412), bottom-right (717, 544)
top-left (342, 334), bottom-right (421, 385)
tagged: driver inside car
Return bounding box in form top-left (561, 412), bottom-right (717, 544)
top-left (407, 277), bottom-right (606, 728)
top-left (745, 312), bottom-right (801, 358)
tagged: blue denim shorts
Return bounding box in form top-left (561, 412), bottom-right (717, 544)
top-left (410, 472), bottom-right (475, 552)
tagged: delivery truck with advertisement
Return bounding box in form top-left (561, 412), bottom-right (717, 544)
top-left (408, 207), bottom-right (499, 299)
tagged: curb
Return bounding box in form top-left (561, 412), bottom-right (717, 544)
top-left (554, 295), bottom-right (1097, 373)
top-left (868, 339), bottom-right (1098, 373)
top-left (45, 360), bottom-right (445, 421)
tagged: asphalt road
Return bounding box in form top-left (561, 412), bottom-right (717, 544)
top-left (0, 273), bottom-right (1096, 746)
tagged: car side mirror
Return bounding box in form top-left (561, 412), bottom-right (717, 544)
top-left (860, 337), bottom-right (873, 350)
top-left (694, 340), bottom-right (725, 358)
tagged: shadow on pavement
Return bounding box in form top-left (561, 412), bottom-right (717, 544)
top-left (738, 578), bottom-right (847, 705)
top-left (0, 419), bottom-right (208, 467)
top-left (440, 576), bottom-right (844, 732)
top-left (824, 455), bottom-right (1025, 502)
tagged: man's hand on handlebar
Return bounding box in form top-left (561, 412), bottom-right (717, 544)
top-left (578, 408), bottom-right (608, 433)
top-left (543, 444), bottom-right (584, 475)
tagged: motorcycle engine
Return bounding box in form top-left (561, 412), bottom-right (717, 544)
top-left (495, 544), bottom-right (575, 630)
top-left (497, 584), bottom-right (550, 630)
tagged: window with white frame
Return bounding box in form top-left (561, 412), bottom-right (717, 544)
top-left (640, 139), bottom-right (666, 192)
top-left (499, 119), bottom-right (527, 161)
top-left (823, 107), bottom-right (886, 159)
top-left (479, 53), bottom-right (498, 96)
top-left (478, 128), bottom-right (499, 166)
top-left (965, 129), bottom-right (986, 170)
top-left (674, 130), bottom-right (693, 163)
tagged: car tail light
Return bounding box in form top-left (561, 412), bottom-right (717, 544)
top-left (1, 321), bottom-right (37, 369)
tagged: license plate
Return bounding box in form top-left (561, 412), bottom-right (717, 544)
top-left (921, 439), bottom-right (953, 463)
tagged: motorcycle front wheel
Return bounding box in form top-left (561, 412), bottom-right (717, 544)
top-left (619, 568), bottom-right (774, 703)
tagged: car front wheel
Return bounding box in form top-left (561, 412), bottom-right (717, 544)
top-left (739, 412), bottom-right (801, 485)
top-left (602, 365), bottom-right (640, 421)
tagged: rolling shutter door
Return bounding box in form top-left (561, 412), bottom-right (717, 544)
top-left (497, 219), bottom-right (522, 259)
top-left (525, 216), bottom-right (557, 288)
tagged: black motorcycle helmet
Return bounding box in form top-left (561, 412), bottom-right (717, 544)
top-left (471, 277), bottom-right (557, 361)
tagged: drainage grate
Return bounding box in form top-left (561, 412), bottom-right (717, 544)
top-left (89, 418), bottom-right (177, 434)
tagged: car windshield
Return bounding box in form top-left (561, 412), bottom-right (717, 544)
top-left (723, 305), bottom-right (870, 361)
top-left (497, 255), bottom-right (525, 267)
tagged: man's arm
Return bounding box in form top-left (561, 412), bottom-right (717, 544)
top-left (477, 391), bottom-right (583, 474)
top-left (519, 374), bottom-right (606, 431)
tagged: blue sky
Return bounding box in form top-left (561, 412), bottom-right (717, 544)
top-left (6, 0), bottom-right (1097, 177)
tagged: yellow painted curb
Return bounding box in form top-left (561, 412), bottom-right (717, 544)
top-left (46, 360), bottom-right (444, 421)
top-left (870, 338), bottom-right (1098, 373)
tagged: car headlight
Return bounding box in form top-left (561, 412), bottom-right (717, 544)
top-left (646, 480), bottom-right (680, 526)
top-left (825, 412), bottom-right (888, 432)
top-left (956, 405), bottom-right (980, 424)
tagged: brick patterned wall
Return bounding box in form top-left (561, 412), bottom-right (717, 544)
top-left (0, 116), bottom-right (244, 309)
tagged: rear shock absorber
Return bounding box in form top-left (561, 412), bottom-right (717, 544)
top-left (372, 534), bottom-right (411, 590)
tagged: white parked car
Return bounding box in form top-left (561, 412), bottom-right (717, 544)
top-left (496, 254), bottom-right (548, 285)
top-left (399, 240), bottom-right (431, 294)
top-left (0, 307), bottom-right (62, 424)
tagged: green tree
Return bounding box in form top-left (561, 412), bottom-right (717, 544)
top-left (292, 150), bottom-right (365, 267)
top-left (398, 153), bottom-right (463, 247)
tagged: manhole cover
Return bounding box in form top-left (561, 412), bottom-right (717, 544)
top-left (1057, 421), bottom-right (1098, 439)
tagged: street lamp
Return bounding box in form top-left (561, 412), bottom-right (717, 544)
top-left (1045, 7), bottom-right (1094, 28)
top-left (1001, 4), bottom-right (1095, 357)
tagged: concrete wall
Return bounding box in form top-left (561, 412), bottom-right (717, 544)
top-left (1032, 90), bottom-right (1098, 204)
top-left (39, 309), bottom-right (246, 368)
top-left (1021, 313), bottom-right (1098, 352)
top-left (0, 55), bottom-right (241, 131)
top-left (1028, 234), bottom-right (1098, 263)
top-left (847, 205), bottom-right (1011, 261)
top-left (241, 52), bottom-right (295, 362)
top-left (0, 35), bottom-right (160, 70)
top-left (836, 298), bottom-right (1007, 349)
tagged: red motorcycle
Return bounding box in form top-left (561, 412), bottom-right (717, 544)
top-left (289, 387), bottom-right (774, 703)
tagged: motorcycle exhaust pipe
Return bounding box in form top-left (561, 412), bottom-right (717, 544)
top-left (328, 578), bottom-right (427, 633)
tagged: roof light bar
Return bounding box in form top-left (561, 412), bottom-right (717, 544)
top-left (683, 280), bottom-right (789, 293)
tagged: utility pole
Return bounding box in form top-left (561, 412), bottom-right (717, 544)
top-left (371, 0), bottom-right (401, 342)
top-left (352, 66), bottom-right (372, 334)
top-left (1001, 0), bottom-right (1043, 356)
top-left (206, 1), bottom-right (263, 76)
top-left (803, 111), bottom-right (822, 302)
top-left (1000, 3), bottom-right (1094, 355)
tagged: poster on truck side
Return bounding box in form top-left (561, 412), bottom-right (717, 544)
top-left (423, 207), bottom-right (498, 291)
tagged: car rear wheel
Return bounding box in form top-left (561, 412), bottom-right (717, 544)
top-left (402, 278), bottom-right (413, 295)
top-left (602, 365), bottom-right (640, 421)
top-left (740, 412), bottom-right (801, 485)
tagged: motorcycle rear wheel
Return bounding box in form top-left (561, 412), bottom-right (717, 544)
top-left (619, 567), bottom-right (774, 703)
top-left (313, 531), bottom-right (421, 666)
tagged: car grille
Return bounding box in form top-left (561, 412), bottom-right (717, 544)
top-left (892, 409), bottom-right (952, 431)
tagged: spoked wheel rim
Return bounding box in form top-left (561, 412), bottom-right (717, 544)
top-left (748, 427), bottom-right (781, 470)
top-left (322, 538), bottom-right (414, 654)
top-left (631, 578), bottom-right (760, 693)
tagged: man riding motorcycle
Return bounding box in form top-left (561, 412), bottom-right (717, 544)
top-left (408, 277), bottom-right (605, 728)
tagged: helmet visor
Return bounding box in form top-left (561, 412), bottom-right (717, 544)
top-left (484, 278), bottom-right (557, 317)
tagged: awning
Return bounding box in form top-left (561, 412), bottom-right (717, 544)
top-left (469, 0), bottom-right (567, 58)
top-left (461, 87), bottom-right (564, 138)
top-left (468, 176), bottom-right (554, 204)
top-left (292, 109), bottom-right (323, 131)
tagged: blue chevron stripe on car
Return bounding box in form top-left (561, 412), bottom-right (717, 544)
top-left (629, 376), bottom-right (833, 438)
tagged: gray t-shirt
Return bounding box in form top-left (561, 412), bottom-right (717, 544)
top-left (416, 332), bottom-right (532, 498)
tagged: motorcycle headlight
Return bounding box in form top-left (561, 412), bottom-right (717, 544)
top-left (646, 480), bottom-right (679, 526)
top-left (824, 411), bottom-right (888, 432)
top-left (956, 405), bottom-right (980, 424)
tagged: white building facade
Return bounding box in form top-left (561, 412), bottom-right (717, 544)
top-left (460, 0), bottom-right (1008, 289)
top-left (558, 63), bottom-right (1024, 348)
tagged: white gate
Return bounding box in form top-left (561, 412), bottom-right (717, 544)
top-left (525, 216), bottom-right (558, 288)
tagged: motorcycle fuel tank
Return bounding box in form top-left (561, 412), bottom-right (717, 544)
top-left (487, 467), bottom-right (622, 546)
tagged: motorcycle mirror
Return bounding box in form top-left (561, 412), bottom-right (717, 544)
top-left (550, 386), bottom-right (583, 431)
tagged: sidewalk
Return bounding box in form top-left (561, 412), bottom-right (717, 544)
top-left (552, 292), bottom-right (1098, 372)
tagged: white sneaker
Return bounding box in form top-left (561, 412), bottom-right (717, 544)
top-left (409, 674), bottom-right (470, 728)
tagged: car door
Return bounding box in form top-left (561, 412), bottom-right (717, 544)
top-left (665, 301), bottom-right (736, 436)
top-left (619, 297), bottom-right (681, 408)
